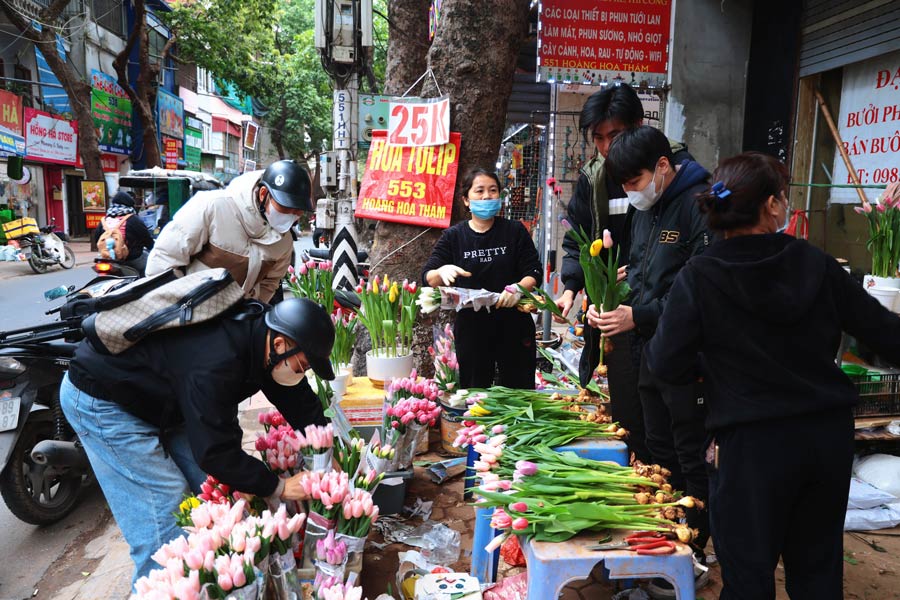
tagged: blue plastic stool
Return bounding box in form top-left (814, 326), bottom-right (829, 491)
top-left (520, 531), bottom-right (696, 600)
top-left (469, 439), bottom-right (629, 581)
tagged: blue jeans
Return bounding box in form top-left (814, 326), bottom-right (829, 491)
top-left (60, 373), bottom-right (207, 585)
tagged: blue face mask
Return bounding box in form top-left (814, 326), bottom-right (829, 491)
top-left (469, 199), bottom-right (501, 219)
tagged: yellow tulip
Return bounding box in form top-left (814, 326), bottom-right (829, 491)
top-left (469, 404), bottom-right (491, 417)
top-left (589, 239), bottom-right (603, 257)
top-left (389, 287), bottom-right (398, 302)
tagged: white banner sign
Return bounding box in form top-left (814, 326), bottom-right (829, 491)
top-left (832, 50), bottom-right (900, 204)
top-left (24, 108), bottom-right (78, 165)
top-left (388, 95), bottom-right (450, 147)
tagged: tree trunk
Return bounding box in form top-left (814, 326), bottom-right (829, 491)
top-left (113, 0), bottom-right (163, 168)
top-left (0, 1), bottom-right (104, 181)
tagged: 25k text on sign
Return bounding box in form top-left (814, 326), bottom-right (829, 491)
top-left (388, 96), bottom-right (450, 147)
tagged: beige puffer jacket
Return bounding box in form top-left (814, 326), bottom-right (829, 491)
top-left (145, 171), bottom-right (293, 302)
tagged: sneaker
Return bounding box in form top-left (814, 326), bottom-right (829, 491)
top-left (645, 561), bottom-right (710, 599)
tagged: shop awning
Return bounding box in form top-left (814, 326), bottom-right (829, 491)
top-left (212, 116), bottom-right (242, 138)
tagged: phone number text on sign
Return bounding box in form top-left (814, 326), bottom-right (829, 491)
top-left (355, 130), bottom-right (460, 228)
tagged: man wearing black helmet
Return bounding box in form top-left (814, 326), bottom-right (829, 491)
top-left (60, 297), bottom-right (335, 585)
top-left (146, 160), bottom-right (313, 302)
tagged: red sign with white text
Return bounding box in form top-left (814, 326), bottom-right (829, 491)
top-left (0, 89), bottom-right (23, 136)
top-left (164, 137), bottom-right (179, 170)
top-left (101, 153), bottom-right (120, 173)
top-left (85, 213), bottom-right (104, 229)
top-left (538, 0), bottom-right (672, 87)
top-left (355, 130), bottom-right (460, 228)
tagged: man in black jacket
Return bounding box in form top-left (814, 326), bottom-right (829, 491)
top-left (554, 83), bottom-right (691, 464)
top-left (60, 298), bottom-right (334, 584)
top-left (587, 126), bottom-right (711, 578)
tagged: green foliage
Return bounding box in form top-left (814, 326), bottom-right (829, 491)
top-left (165, 0), bottom-right (388, 160)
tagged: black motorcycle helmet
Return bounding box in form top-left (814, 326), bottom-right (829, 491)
top-left (265, 298), bottom-right (335, 380)
top-left (260, 160), bottom-right (313, 212)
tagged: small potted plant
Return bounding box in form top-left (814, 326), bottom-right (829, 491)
top-left (857, 182), bottom-right (900, 309)
top-left (330, 308), bottom-right (357, 397)
top-left (356, 276), bottom-right (421, 387)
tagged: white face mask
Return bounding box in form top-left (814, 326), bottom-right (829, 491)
top-left (626, 168), bottom-right (663, 211)
top-left (271, 360), bottom-right (306, 386)
top-left (776, 197), bottom-right (791, 233)
top-left (266, 202), bottom-right (298, 234)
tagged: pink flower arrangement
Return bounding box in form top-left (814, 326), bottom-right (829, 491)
top-left (299, 471), bottom-right (351, 520)
top-left (316, 529), bottom-right (348, 566)
top-left (298, 423), bottom-right (335, 453)
top-left (197, 474), bottom-right (233, 505)
top-left (258, 408), bottom-right (287, 432)
top-left (256, 424), bottom-right (303, 475)
top-left (386, 397), bottom-right (441, 432)
top-left (337, 488), bottom-right (380, 538)
top-left (429, 324), bottom-right (459, 394)
top-left (285, 258), bottom-right (335, 312)
top-left (317, 582), bottom-right (366, 600)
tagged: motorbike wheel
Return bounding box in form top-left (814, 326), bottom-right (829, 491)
top-left (27, 251), bottom-right (48, 274)
top-left (0, 420), bottom-right (84, 525)
top-left (60, 245), bottom-right (76, 269)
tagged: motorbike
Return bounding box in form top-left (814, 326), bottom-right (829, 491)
top-left (12, 219), bottom-right (77, 274)
top-left (92, 256), bottom-right (142, 278)
top-left (0, 275), bottom-right (136, 524)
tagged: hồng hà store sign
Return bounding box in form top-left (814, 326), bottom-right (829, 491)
top-left (355, 130), bottom-right (460, 228)
top-left (538, 0), bottom-right (672, 87)
top-left (24, 108), bottom-right (78, 165)
top-left (831, 50), bottom-right (900, 204)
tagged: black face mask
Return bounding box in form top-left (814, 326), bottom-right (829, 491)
top-left (266, 334), bottom-right (303, 373)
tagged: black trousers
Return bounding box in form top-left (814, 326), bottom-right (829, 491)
top-left (639, 348), bottom-right (709, 553)
top-left (711, 409), bottom-right (853, 600)
top-left (605, 331), bottom-right (651, 464)
top-left (454, 308), bottom-right (535, 389)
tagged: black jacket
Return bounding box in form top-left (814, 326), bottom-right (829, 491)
top-left (646, 234), bottom-right (900, 431)
top-left (627, 160), bottom-right (711, 339)
top-left (561, 145), bottom-right (694, 296)
top-left (92, 214), bottom-right (155, 261)
top-left (68, 308), bottom-right (326, 496)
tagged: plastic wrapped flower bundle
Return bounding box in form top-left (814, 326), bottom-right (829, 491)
top-left (297, 422), bottom-right (335, 472)
top-left (452, 388), bottom-right (625, 450)
top-left (132, 500), bottom-right (306, 600)
top-left (255, 423), bottom-right (303, 476)
top-left (429, 324), bottom-right (459, 395)
top-left (317, 581), bottom-right (367, 600)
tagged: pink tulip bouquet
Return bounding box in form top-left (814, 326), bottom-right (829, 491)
top-left (429, 324), bottom-right (459, 395)
top-left (285, 260), bottom-right (336, 313)
top-left (337, 488), bottom-right (380, 539)
top-left (298, 423), bottom-right (335, 472)
top-left (317, 582), bottom-right (366, 600)
top-left (257, 408), bottom-right (287, 433)
top-left (314, 529), bottom-right (348, 592)
top-left (255, 424), bottom-right (303, 476)
top-left (855, 181), bottom-right (900, 278)
top-left (300, 470), bottom-right (351, 522)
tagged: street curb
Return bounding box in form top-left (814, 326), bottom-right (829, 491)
top-left (0, 240), bottom-right (94, 282)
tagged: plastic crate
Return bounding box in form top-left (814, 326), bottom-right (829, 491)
top-left (1, 217), bottom-right (39, 239)
top-left (851, 372), bottom-right (900, 417)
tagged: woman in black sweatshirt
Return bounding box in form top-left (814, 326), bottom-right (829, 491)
top-left (422, 168), bottom-right (542, 388)
top-left (646, 152), bottom-right (900, 600)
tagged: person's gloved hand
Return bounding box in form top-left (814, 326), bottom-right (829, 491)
top-left (436, 264), bottom-right (472, 286)
top-left (497, 284), bottom-right (522, 308)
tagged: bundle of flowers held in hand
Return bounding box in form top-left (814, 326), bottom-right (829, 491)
top-left (255, 424), bottom-right (303, 476)
top-left (429, 324), bottom-right (459, 394)
top-left (300, 470), bottom-right (350, 520)
top-left (298, 423), bottom-right (335, 455)
top-left (198, 474), bottom-right (234, 505)
top-left (337, 488), bottom-right (380, 538)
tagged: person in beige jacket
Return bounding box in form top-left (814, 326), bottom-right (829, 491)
top-left (146, 160), bottom-right (313, 302)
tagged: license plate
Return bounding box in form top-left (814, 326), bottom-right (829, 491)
top-left (0, 396), bottom-right (21, 432)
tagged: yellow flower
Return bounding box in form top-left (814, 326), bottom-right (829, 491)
top-left (469, 404), bottom-right (491, 417)
top-left (589, 239), bottom-right (603, 257)
top-left (389, 286), bottom-right (398, 302)
top-left (179, 496), bottom-right (200, 512)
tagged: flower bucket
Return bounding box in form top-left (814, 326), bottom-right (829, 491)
top-left (365, 350), bottom-right (414, 389)
top-left (864, 275), bottom-right (900, 290)
top-left (440, 403), bottom-right (467, 456)
top-left (867, 286), bottom-right (900, 312)
top-left (331, 366), bottom-right (352, 399)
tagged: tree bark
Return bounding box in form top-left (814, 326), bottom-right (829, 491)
top-left (363, 0), bottom-right (529, 377)
top-left (113, 0), bottom-right (164, 168)
top-left (0, 0), bottom-right (104, 181)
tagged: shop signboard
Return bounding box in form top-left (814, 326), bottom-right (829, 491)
top-left (0, 90), bottom-right (23, 136)
top-left (85, 213), bottom-right (104, 229)
top-left (832, 50), bottom-right (900, 204)
top-left (184, 127), bottom-right (202, 171)
top-left (157, 88), bottom-right (184, 140)
top-left (164, 137), bottom-right (179, 170)
top-left (355, 130), bottom-right (460, 228)
top-left (24, 108), bottom-right (78, 165)
top-left (388, 95), bottom-right (450, 147)
top-left (101, 154), bottom-right (120, 173)
top-left (243, 122), bottom-right (259, 150)
top-left (537, 0), bottom-right (672, 87)
top-left (91, 70), bottom-right (132, 155)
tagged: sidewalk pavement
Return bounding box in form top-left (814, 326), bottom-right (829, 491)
top-left (0, 238), bottom-right (95, 282)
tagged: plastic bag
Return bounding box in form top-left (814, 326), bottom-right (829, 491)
top-left (845, 504), bottom-right (900, 531)
top-left (404, 522), bottom-right (461, 565)
top-left (499, 535), bottom-right (525, 567)
top-left (853, 454), bottom-right (900, 498)
top-left (848, 477), bottom-right (897, 509)
top-left (302, 511), bottom-right (336, 567)
top-left (483, 572), bottom-right (527, 600)
top-left (335, 532), bottom-right (365, 575)
top-left (267, 551), bottom-right (302, 600)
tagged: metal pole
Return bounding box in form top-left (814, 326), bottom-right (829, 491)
top-left (541, 84), bottom-right (558, 343)
top-left (331, 74), bottom-right (360, 290)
